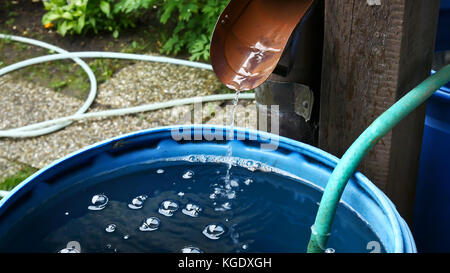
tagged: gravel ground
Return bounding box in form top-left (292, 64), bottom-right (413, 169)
top-left (0, 157), bottom-right (24, 181)
top-left (0, 59), bottom-right (257, 171)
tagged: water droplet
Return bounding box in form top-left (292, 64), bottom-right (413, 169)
top-left (181, 246), bottom-right (203, 253)
top-left (182, 170), bottom-right (194, 179)
top-left (182, 203), bottom-right (202, 217)
top-left (244, 178), bottom-right (253, 186)
top-left (123, 235), bottom-right (130, 240)
top-left (139, 217), bottom-right (160, 232)
top-left (325, 248), bottom-right (335, 253)
top-left (128, 195), bottom-right (148, 210)
top-left (64, 212), bottom-right (69, 216)
top-left (156, 169), bottom-right (165, 174)
top-left (177, 192), bottom-right (185, 197)
top-left (105, 224), bottom-right (116, 233)
top-left (88, 194), bottom-right (108, 211)
top-left (202, 224), bottom-right (227, 240)
top-left (242, 244), bottom-right (248, 250)
top-left (158, 200), bottom-right (179, 217)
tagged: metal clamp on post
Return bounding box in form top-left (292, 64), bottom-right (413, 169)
top-left (255, 80), bottom-right (314, 121)
top-left (255, 80), bottom-right (315, 143)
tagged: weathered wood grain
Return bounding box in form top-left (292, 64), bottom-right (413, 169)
top-left (318, 0), bottom-right (440, 222)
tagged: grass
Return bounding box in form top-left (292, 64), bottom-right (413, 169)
top-left (0, 165), bottom-right (38, 199)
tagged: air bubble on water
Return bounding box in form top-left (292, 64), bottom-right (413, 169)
top-left (177, 192), bottom-right (185, 197)
top-left (246, 161), bottom-right (261, 172)
top-left (88, 194), bottom-right (108, 211)
top-left (211, 187), bottom-right (226, 199)
top-left (58, 241), bottom-right (81, 253)
top-left (182, 170), bottom-right (194, 179)
top-left (158, 200), bottom-right (179, 217)
top-left (215, 202), bottom-right (231, 211)
top-left (325, 248), bottom-right (335, 253)
top-left (244, 178), bottom-right (253, 186)
top-left (202, 224), bottom-right (227, 240)
top-left (123, 235), bottom-right (130, 240)
top-left (242, 244), bottom-right (248, 250)
top-left (58, 247), bottom-right (79, 253)
top-left (156, 169), bottom-right (165, 174)
top-left (181, 246), bottom-right (203, 253)
top-left (182, 203), bottom-right (202, 217)
top-left (139, 217), bottom-right (160, 232)
top-left (65, 212), bottom-right (69, 216)
top-left (105, 224), bottom-right (116, 233)
top-left (227, 191), bottom-right (236, 200)
top-left (128, 195), bottom-right (148, 210)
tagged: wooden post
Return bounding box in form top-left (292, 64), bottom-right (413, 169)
top-left (318, 0), bottom-right (440, 222)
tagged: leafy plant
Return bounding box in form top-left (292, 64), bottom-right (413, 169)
top-left (42, 0), bottom-right (230, 60)
top-left (42, 0), bottom-right (152, 38)
top-left (158, 0), bottom-right (229, 61)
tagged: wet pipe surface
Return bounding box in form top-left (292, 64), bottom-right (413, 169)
top-left (210, 0), bottom-right (315, 91)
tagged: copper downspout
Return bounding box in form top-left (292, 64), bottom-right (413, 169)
top-left (210, 0), bottom-right (315, 91)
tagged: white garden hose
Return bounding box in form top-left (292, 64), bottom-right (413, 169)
top-left (0, 34), bottom-right (255, 138)
top-left (0, 33), bottom-right (98, 137)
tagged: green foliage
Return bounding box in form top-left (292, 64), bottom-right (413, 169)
top-left (158, 0), bottom-right (229, 61)
top-left (42, 0), bottom-right (229, 61)
top-left (42, 0), bottom-right (151, 38)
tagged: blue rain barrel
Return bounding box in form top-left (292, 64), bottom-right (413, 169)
top-left (0, 126), bottom-right (415, 253)
top-left (435, 0), bottom-right (450, 51)
top-left (413, 75), bottom-right (450, 252)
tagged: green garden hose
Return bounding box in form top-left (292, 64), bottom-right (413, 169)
top-left (307, 64), bottom-right (450, 253)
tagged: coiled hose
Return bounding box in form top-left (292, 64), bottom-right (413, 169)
top-left (0, 34), bottom-right (255, 138)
